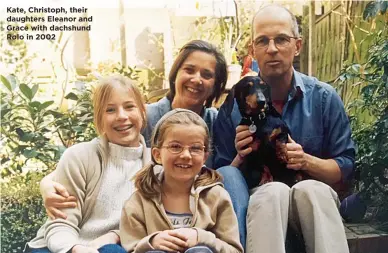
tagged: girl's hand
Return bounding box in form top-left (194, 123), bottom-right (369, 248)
top-left (41, 179), bottom-right (77, 219)
top-left (151, 230), bottom-right (188, 252)
top-left (88, 232), bottom-right (120, 249)
top-left (71, 245), bottom-right (99, 253)
top-left (174, 228), bottom-right (198, 248)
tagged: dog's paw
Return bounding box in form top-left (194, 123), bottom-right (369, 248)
top-left (269, 127), bottom-right (282, 142)
top-left (275, 139), bottom-right (288, 163)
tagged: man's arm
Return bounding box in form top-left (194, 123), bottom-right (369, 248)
top-left (287, 136), bottom-right (342, 184)
top-left (286, 87), bottom-right (355, 184)
top-left (213, 99), bottom-right (241, 168)
top-left (322, 88), bottom-right (355, 181)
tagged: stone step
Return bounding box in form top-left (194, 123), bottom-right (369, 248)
top-left (346, 223), bottom-right (388, 253)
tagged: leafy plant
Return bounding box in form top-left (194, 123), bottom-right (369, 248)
top-left (189, 0), bottom-right (257, 65)
top-left (52, 84), bottom-right (97, 148)
top-left (1, 74), bottom-right (99, 176)
top-left (1, 75), bottom-right (60, 176)
top-left (334, 1), bottom-right (388, 229)
top-left (88, 61), bottom-right (148, 95)
top-left (1, 172), bottom-right (47, 253)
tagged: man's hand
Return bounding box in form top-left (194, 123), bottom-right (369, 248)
top-left (72, 245), bottom-right (99, 253)
top-left (151, 230), bottom-right (188, 252)
top-left (231, 125), bottom-right (254, 167)
top-left (174, 228), bottom-right (198, 248)
top-left (41, 179), bottom-right (77, 219)
top-left (235, 125), bottom-right (254, 157)
top-left (286, 135), bottom-right (307, 170)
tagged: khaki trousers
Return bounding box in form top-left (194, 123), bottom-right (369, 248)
top-left (246, 180), bottom-right (349, 253)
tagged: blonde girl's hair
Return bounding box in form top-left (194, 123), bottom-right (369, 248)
top-left (133, 109), bottom-right (222, 198)
top-left (92, 74), bottom-right (147, 136)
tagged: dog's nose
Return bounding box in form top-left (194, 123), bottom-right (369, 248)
top-left (258, 100), bottom-right (266, 108)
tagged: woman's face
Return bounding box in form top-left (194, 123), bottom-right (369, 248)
top-left (173, 51), bottom-right (217, 109)
top-left (102, 86), bottom-right (143, 147)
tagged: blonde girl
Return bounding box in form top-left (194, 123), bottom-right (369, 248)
top-left (120, 109), bottom-right (243, 253)
top-left (25, 75), bottom-right (150, 253)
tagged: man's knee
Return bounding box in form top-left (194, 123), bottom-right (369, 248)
top-left (291, 179), bottom-right (338, 205)
top-left (249, 182), bottom-right (290, 207)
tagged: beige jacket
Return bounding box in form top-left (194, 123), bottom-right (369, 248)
top-left (27, 136), bottom-right (151, 253)
top-left (120, 170), bottom-right (243, 253)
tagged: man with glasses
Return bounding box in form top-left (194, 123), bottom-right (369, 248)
top-left (214, 4), bottom-right (354, 253)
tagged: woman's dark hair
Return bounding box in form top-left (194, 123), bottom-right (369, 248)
top-left (167, 40), bottom-right (227, 108)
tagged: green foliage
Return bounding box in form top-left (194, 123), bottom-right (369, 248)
top-left (335, 2), bottom-right (388, 229)
top-left (1, 172), bottom-right (47, 253)
top-left (88, 61), bottom-right (148, 94)
top-left (1, 74), bottom-right (98, 176)
top-left (363, 0), bottom-right (388, 20)
top-left (53, 84), bottom-right (97, 148)
top-left (190, 0), bottom-right (255, 65)
top-left (1, 75), bottom-right (61, 176)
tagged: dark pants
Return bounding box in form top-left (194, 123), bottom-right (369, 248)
top-left (25, 244), bottom-right (127, 253)
top-left (147, 245), bottom-right (214, 253)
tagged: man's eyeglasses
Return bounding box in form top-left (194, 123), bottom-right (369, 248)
top-left (253, 35), bottom-right (299, 49)
top-left (161, 143), bottom-right (206, 155)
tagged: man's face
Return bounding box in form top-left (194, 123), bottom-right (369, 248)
top-left (252, 10), bottom-right (302, 80)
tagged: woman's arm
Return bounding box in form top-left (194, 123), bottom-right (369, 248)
top-left (43, 142), bottom-right (93, 253)
top-left (40, 171), bottom-right (77, 219)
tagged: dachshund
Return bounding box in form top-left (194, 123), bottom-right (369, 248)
top-left (224, 75), bottom-right (304, 188)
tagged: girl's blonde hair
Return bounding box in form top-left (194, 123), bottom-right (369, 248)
top-left (93, 74), bottom-right (147, 136)
top-left (133, 109), bottom-right (222, 198)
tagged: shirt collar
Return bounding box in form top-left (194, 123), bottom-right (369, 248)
top-left (288, 69), bottom-right (305, 101)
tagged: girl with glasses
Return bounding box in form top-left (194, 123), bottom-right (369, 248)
top-left (120, 109), bottom-right (242, 253)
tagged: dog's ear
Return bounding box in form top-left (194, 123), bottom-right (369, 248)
top-left (224, 85), bottom-right (236, 117)
top-left (258, 77), bottom-right (272, 102)
top-left (223, 76), bottom-right (254, 116)
top-left (268, 103), bottom-right (281, 118)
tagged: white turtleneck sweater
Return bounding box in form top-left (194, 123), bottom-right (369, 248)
top-left (78, 142), bottom-right (143, 245)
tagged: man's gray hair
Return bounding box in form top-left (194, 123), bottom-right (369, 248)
top-left (251, 4), bottom-right (300, 39)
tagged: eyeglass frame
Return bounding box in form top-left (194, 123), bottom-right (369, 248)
top-left (253, 34), bottom-right (300, 49)
top-left (161, 143), bottom-right (207, 156)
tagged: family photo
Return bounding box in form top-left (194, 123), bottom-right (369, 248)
top-left (1, 0), bottom-right (388, 252)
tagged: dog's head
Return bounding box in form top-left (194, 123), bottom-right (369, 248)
top-left (224, 76), bottom-right (272, 118)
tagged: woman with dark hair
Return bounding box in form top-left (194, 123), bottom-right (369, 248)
top-left (143, 40), bottom-right (228, 162)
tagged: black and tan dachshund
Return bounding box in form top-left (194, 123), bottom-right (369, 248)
top-left (224, 75), bottom-right (304, 188)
